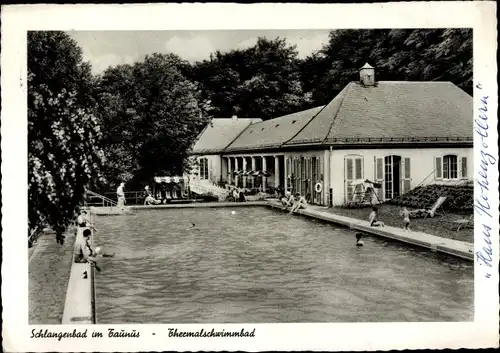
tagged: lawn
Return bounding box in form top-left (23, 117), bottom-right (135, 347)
top-left (323, 204), bottom-right (473, 243)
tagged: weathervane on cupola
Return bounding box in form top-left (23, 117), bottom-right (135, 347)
top-left (359, 63), bottom-right (376, 87)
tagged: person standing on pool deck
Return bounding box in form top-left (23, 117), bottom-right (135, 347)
top-left (400, 207), bottom-right (411, 231)
top-left (369, 207), bottom-right (385, 227)
top-left (117, 182), bottom-right (126, 208)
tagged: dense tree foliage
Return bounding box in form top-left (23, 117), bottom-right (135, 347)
top-left (97, 53), bottom-right (211, 190)
top-left (189, 37), bottom-right (312, 120)
top-left (28, 31), bottom-right (104, 235)
top-left (299, 29), bottom-right (473, 105)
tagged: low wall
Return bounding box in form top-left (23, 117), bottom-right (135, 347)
top-left (61, 227), bottom-right (96, 324)
top-left (129, 201), bottom-right (269, 210)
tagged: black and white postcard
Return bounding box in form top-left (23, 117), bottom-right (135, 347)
top-left (1, 2), bottom-right (498, 352)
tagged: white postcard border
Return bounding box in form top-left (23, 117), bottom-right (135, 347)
top-left (1, 2), bottom-right (498, 352)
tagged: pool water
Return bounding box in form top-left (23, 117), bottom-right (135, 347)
top-left (94, 207), bottom-right (473, 323)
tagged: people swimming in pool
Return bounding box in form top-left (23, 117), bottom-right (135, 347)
top-left (369, 207), bottom-right (385, 227)
top-left (356, 233), bottom-right (364, 246)
top-left (186, 222), bottom-right (200, 231)
top-left (290, 193), bottom-right (308, 214)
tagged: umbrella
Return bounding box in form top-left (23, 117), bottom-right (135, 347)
top-left (154, 176), bottom-right (184, 184)
top-left (255, 170), bottom-right (271, 177)
top-left (232, 170), bottom-right (243, 176)
top-left (244, 170), bottom-right (256, 176)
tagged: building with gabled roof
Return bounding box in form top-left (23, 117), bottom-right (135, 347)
top-left (188, 63), bottom-right (473, 206)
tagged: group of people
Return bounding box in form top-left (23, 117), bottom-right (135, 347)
top-left (74, 210), bottom-right (114, 271)
top-left (280, 191), bottom-right (308, 214)
top-left (143, 185), bottom-right (162, 205)
top-left (368, 206), bottom-right (411, 231)
top-left (231, 188), bottom-right (247, 202)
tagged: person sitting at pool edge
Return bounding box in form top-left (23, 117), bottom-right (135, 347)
top-left (75, 229), bottom-right (98, 265)
top-left (77, 210), bottom-right (94, 228)
top-left (290, 193), bottom-right (307, 214)
top-left (369, 207), bottom-right (385, 227)
top-left (144, 193), bottom-right (161, 205)
top-left (281, 191), bottom-right (294, 209)
top-left (232, 188), bottom-right (239, 202)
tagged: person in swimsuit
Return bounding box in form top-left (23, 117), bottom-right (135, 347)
top-left (281, 191), bottom-right (294, 209)
top-left (356, 233), bottom-right (364, 246)
top-left (369, 207), bottom-right (385, 227)
top-left (75, 229), bottom-right (98, 264)
top-left (290, 193), bottom-right (308, 214)
top-left (400, 207), bottom-right (411, 231)
top-left (76, 210), bottom-right (95, 228)
top-left (144, 193), bottom-right (161, 205)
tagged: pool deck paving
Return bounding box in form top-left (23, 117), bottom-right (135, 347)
top-left (266, 201), bottom-right (474, 261)
top-left (29, 228), bottom-right (76, 324)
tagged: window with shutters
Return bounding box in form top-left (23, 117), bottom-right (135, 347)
top-left (199, 158), bottom-right (209, 180)
top-left (443, 155), bottom-right (458, 179)
top-left (355, 158), bottom-right (363, 180)
top-left (312, 158), bottom-right (317, 181)
top-left (461, 157), bottom-right (467, 179)
top-left (435, 155), bottom-right (463, 180)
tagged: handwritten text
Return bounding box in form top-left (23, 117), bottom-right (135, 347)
top-left (473, 83), bottom-right (496, 277)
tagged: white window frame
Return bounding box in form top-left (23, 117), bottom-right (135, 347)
top-left (435, 154), bottom-right (463, 181)
top-left (199, 157), bottom-right (209, 180)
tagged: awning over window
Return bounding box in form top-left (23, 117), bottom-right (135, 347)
top-left (154, 176), bottom-right (184, 184)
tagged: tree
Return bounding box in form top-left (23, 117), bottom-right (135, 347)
top-left (28, 31), bottom-right (104, 237)
top-left (300, 29), bottom-right (473, 105)
top-left (97, 53), bottom-right (211, 190)
top-left (190, 37), bottom-right (311, 120)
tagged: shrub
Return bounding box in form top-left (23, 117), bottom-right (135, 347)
top-left (387, 184), bottom-right (473, 211)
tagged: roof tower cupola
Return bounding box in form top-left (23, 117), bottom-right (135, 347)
top-left (359, 63), bottom-right (375, 86)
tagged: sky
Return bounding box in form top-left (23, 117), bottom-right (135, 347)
top-left (68, 30), bottom-right (331, 74)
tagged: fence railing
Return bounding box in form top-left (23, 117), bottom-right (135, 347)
top-left (190, 181), bottom-right (230, 201)
top-left (103, 191), bottom-right (146, 205)
top-left (86, 190), bottom-right (117, 207)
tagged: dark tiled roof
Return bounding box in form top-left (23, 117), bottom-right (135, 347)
top-left (225, 106), bottom-right (325, 151)
top-left (191, 118), bottom-right (261, 154)
top-left (286, 81), bottom-right (473, 146)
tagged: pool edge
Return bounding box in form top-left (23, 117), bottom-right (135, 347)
top-left (265, 201), bottom-right (474, 262)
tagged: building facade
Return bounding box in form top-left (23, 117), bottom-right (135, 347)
top-left (189, 64), bottom-right (473, 206)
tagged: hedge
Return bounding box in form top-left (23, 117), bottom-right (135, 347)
top-left (386, 184), bottom-right (473, 211)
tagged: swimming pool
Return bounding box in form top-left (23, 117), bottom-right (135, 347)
top-left (94, 207), bottom-right (473, 323)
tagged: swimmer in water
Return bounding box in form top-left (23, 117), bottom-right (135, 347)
top-left (356, 233), bottom-right (364, 246)
top-left (187, 223), bottom-right (200, 231)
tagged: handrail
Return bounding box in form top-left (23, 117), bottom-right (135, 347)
top-left (28, 225), bottom-right (42, 246)
top-left (416, 168), bottom-right (437, 188)
top-left (86, 190), bottom-right (117, 207)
